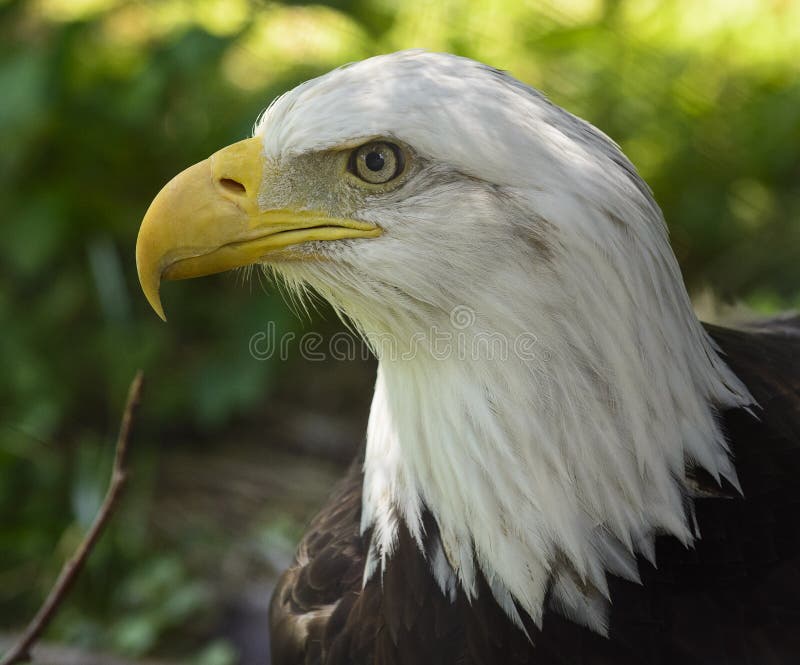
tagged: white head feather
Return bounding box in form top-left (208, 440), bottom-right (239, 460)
top-left (254, 50), bottom-right (752, 633)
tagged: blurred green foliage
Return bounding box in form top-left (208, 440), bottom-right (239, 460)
top-left (1, 0), bottom-right (798, 661)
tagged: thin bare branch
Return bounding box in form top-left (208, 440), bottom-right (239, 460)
top-left (1, 371), bottom-right (145, 665)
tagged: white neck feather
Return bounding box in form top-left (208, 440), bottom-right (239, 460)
top-left (358, 281), bottom-right (748, 633)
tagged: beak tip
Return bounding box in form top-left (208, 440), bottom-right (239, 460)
top-left (136, 234), bottom-right (168, 321)
top-left (146, 291), bottom-right (168, 322)
top-left (147, 291), bottom-right (167, 322)
top-left (138, 263), bottom-right (168, 322)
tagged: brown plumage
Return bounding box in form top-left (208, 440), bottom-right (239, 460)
top-left (270, 318), bottom-right (800, 665)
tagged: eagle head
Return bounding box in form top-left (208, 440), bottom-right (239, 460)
top-left (138, 50), bottom-right (655, 329)
top-left (136, 50), bottom-right (752, 634)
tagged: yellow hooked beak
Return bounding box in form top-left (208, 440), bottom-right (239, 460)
top-left (135, 137), bottom-right (381, 320)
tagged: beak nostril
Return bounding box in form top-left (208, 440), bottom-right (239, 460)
top-left (219, 178), bottom-right (247, 195)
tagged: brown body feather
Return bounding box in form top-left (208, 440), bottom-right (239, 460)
top-left (270, 319), bottom-right (800, 665)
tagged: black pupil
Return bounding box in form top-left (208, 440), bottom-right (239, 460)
top-left (365, 150), bottom-right (385, 172)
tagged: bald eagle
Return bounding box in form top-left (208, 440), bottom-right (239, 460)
top-left (136, 51), bottom-right (800, 664)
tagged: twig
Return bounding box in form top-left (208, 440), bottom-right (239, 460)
top-left (1, 371), bottom-right (145, 665)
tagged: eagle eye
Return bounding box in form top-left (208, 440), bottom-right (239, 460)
top-left (349, 141), bottom-right (404, 185)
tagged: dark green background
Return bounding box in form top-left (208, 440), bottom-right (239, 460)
top-left (1, 0), bottom-right (798, 662)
